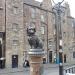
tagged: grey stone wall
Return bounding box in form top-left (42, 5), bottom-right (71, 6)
top-left (6, 0), bottom-right (24, 68)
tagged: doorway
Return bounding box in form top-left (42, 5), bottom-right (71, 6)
top-left (0, 41), bottom-right (2, 58)
top-left (64, 54), bottom-right (66, 63)
top-left (0, 32), bottom-right (5, 69)
top-left (12, 55), bottom-right (18, 68)
top-left (0, 42), bottom-right (2, 68)
top-left (49, 51), bottom-right (52, 63)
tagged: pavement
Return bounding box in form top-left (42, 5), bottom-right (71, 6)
top-left (0, 64), bottom-right (58, 74)
top-left (0, 63), bottom-right (75, 75)
top-left (0, 68), bottom-right (28, 74)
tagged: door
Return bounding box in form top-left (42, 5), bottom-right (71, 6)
top-left (0, 32), bottom-right (5, 69)
top-left (0, 42), bottom-right (2, 68)
top-left (49, 51), bottom-right (52, 63)
top-left (64, 54), bottom-right (66, 63)
top-left (12, 55), bottom-right (18, 68)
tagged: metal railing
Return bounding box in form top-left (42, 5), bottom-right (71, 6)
top-left (64, 66), bottom-right (75, 74)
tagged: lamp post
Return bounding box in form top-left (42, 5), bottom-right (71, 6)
top-left (52, 0), bottom-right (64, 75)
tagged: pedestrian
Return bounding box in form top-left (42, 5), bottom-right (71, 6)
top-left (26, 60), bottom-right (30, 67)
top-left (23, 60), bottom-right (27, 67)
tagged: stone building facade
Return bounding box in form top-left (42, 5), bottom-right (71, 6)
top-left (0, 0), bottom-right (74, 69)
top-left (6, 0), bottom-right (24, 68)
top-left (0, 0), bottom-right (55, 68)
top-left (61, 3), bottom-right (75, 63)
top-left (23, 0), bottom-right (54, 63)
top-left (72, 18), bottom-right (75, 60)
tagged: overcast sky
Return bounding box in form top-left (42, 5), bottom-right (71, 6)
top-left (35, 0), bottom-right (75, 18)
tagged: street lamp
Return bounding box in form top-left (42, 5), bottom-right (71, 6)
top-left (52, 0), bottom-right (64, 75)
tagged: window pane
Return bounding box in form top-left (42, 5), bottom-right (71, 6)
top-left (31, 7), bottom-right (36, 19)
top-left (0, 0), bottom-right (3, 9)
top-left (40, 26), bottom-right (45, 34)
top-left (12, 23), bottom-right (18, 32)
top-left (12, 40), bottom-right (19, 46)
top-left (41, 15), bottom-right (45, 22)
top-left (13, 7), bottom-right (18, 14)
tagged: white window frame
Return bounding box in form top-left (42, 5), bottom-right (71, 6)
top-left (31, 7), bottom-right (36, 19)
top-left (40, 26), bottom-right (45, 35)
top-left (13, 6), bottom-right (18, 15)
top-left (12, 23), bottom-right (19, 32)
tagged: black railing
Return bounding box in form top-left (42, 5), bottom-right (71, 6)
top-left (64, 66), bottom-right (75, 74)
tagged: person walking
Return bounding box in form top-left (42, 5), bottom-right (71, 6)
top-left (23, 60), bottom-right (27, 67)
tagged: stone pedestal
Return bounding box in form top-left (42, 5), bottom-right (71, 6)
top-left (28, 49), bottom-right (44, 75)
